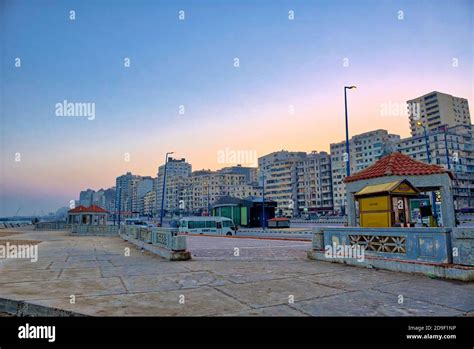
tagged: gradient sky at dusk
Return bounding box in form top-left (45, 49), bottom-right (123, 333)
top-left (1, 0), bottom-right (473, 216)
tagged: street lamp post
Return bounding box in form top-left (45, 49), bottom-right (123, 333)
top-left (116, 185), bottom-right (122, 227)
top-left (159, 152), bottom-right (174, 227)
top-left (344, 86), bottom-right (356, 177)
top-left (416, 121), bottom-right (438, 225)
top-left (261, 170), bottom-right (266, 230)
top-left (206, 177), bottom-right (211, 215)
top-left (443, 127), bottom-right (451, 170)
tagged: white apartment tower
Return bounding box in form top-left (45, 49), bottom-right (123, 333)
top-left (408, 91), bottom-right (471, 136)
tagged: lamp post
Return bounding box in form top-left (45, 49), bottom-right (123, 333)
top-left (442, 126), bottom-right (451, 170)
top-left (416, 121), bottom-right (438, 224)
top-left (344, 86), bottom-right (356, 177)
top-left (261, 169), bottom-right (266, 230)
top-left (116, 185), bottom-right (122, 227)
top-left (342, 86), bottom-right (356, 217)
top-left (206, 177), bottom-right (211, 215)
top-left (159, 152), bottom-right (174, 227)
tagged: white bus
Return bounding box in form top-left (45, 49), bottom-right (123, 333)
top-left (178, 216), bottom-right (236, 236)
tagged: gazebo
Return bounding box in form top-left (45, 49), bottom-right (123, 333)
top-left (344, 152), bottom-right (455, 227)
top-left (68, 205), bottom-right (108, 226)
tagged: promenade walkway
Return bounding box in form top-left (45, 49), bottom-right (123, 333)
top-left (0, 226), bottom-right (472, 316)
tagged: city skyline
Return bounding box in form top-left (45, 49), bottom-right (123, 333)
top-left (1, 0), bottom-right (473, 216)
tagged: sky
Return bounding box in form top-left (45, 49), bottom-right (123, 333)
top-left (0, 0), bottom-right (473, 216)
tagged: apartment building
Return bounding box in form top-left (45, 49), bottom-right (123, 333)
top-left (330, 130), bottom-right (401, 213)
top-left (79, 189), bottom-right (94, 206)
top-left (396, 124), bottom-right (474, 209)
top-left (229, 183), bottom-right (263, 199)
top-left (115, 172), bottom-right (142, 215)
top-left (258, 151), bottom-right (307, 217)
top-left (156, 158), bottom-right (192, 216)
top-left (187, 171), bottom-right (247, 214)
top-left (143, 190), bottom-right (156, 217)
top-left (407, 91), bottom-right (471, 136)
top-left (217, 165), bottom-right (259, 184)
top-left (296, 151), bottom-right (333, 215)
top-left (136, 177), bottom-right (154, 216)
top-left (78, 187), bottom-right (115, 214)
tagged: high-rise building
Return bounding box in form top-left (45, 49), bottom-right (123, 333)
top-left (217, 165), bottom-right (258, 184)
top-left (79, 189), bottom-right (95, 206)
top-left (396, 124), bottom-right (474, 209)
top-left (330, 129), bottom-right (401, 213)
top-left (258, 150), bottom-right (307, 217)
top-left (143, 190), bottom-right (156, 217)
top-left (136, 177), bottom-right (154, 216)
top-left (103, 187), bottom-right (116, 213)
top-left (156, 158), bottom-right (192, 217)
top-left (186, 171), bottom-right (247, 214)
top-left (296, 151), bottom-right (333, 215)
top-left (115, 172), bottom-right (142, 216)
top-left (407, 91), bottom-right (471, 136)
top-left (229, 183), bottom-right (263, 199)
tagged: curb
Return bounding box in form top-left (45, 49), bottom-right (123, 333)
top-left (0, 298), bottom-right (86, 317)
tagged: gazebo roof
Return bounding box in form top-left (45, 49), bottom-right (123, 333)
top-left (68, 205), bottom-right (108, 214)
top-left (344, 152), bottom-right (453, 183)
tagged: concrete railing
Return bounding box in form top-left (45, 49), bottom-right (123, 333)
top-left (120, 226), bottom-right (190, 260)
top-left (311, 227), bottom-right (452, 263)
top-left (308, 226), bottom-right (474, 281)
top-left (452, 228), bottom-right (474, 266)
top-left (35, 222), bottom-right (72, 230)
top-left (71, 225), bottom-right (119, 235)
top-left (239, 229), bottom-right (313, 235)
top-left (291, 218), bottom-right (347, 224)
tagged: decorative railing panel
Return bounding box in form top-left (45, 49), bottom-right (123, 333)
top-left (314, 227), bottom-right (452, 263)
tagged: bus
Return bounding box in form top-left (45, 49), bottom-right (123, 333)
top-left (178, 216), bottom-right (236, 236)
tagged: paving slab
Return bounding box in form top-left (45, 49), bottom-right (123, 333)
top-left (121, 271), bottom-right (229, 293)
top-left (216, 278), bottom-right (345, 308)
top-left (29, 287), bottom-right (250, 316)
top-left (291, 289), bottom-right (465, 316)
top-left (59, 267), bottom-right (103, 280)
top-left (372, 278), bottom-right (474, 312)
top-left (0, 277), bottom-right (126, 301)
top-left (299, 268), bottom-right (416, 291)
top-left (224, 304), bottom-right (308, 316)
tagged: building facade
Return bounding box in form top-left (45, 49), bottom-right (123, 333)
top-left (143, 190), bottom-right (156, 217)
top-left (136, 177), bottom-right (154, 216)
top-left (156, 158), bottom-right (192, 217)
top-left (330, 130), bottom-right (401, 214)
top-left (408, 91), bottom-right (471, 136)
top-left (115, 172), bottom-right (142, 216)
top-left (396, 124), bottom-right (474, 209)
top-left (258, 150), bottom-right (307, 217)
top-left (217, 165), bottom-right (259, 184)
top-left (296, 151), bottom-right (333, 215)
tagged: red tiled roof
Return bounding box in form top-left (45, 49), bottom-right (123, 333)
top-left (344, 152), bottom-right (453, 183)
top-left (68, 205), bottom-right (108, 213)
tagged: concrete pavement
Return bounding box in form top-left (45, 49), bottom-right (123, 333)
top-left (0, 226), bottom-right (472, 316)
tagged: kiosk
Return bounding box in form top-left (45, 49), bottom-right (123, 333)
top-left (355, 179), bottom-right (419, 228)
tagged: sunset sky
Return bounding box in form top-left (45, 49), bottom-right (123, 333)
top-left (1, 0), bottom-right (473, 216)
